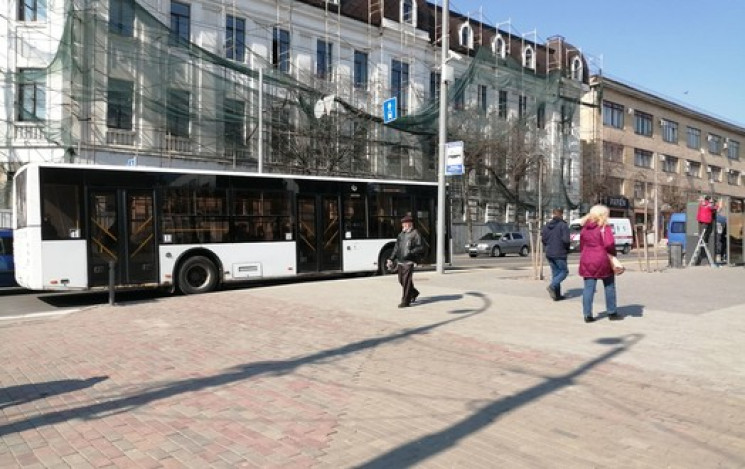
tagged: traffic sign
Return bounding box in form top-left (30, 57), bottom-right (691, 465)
top-left (382, 97), bottom-right (398, 124)
top-left (445, 141), bottom-right (464, 176)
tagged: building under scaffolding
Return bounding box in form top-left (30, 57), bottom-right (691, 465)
top-left (1, 0), bottom-right (592, 229)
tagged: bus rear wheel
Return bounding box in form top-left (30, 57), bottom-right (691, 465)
top-left (178, 256), bottom-right (218, 295)
top-left (378, 247), bottom-right (394, 275)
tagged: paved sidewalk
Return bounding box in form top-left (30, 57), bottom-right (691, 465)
top-left (1, 265), bottom-right (744, 468)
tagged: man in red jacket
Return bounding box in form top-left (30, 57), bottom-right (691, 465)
top-left (696, 195), bottom-right (721, 244)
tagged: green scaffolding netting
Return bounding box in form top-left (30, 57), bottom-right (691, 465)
top-left (10, 0), bottom-right (581, 215)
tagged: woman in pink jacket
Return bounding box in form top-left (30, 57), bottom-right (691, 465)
top-left (578, 204), bottom-right (620, 323)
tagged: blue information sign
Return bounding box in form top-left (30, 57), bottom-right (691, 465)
top-left (382, 97), bottom-right (398, 124)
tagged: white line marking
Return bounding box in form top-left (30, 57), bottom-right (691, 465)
top-left (0, 309), bottom-right (80, 321)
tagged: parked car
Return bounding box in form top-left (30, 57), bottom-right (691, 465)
top-left (0, 229), bottom-right (17, 288)
top-left (466, 232), bottom-right (530, 257)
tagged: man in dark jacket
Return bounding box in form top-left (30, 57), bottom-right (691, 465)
top-left (386, 215), bottom-right (424, 308)
top-left (541, 208), bottom-right (570, 300)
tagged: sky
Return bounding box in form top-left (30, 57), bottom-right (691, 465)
top-left (448, 0), bottom-right (745, 128)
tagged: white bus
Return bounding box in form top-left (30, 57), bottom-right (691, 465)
top-left (13, 163), bottom-right (439, 294)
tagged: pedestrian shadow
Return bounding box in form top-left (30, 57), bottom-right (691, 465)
top-left (414, 294), bottom-right (463, 306)
top-left (0, 304), bottom-right (488, 437)
top-left (0, 377), bottom-right (108, 410)
top-left (414, 291), bottom-right (488, 315)
top-left (355, 334), bottom-right (645, 468)
top-left (617, 304), bottom-right (645, 318)
top-left (562, 288), bottom-right (583, 299)
top-left (595, 304), bottom-right (644, 321)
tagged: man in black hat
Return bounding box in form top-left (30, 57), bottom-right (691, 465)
top-left (386, 214), bottom-right (424, 308)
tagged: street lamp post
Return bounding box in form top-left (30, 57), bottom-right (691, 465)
top-left (654, 153), bottom-right (660, 269)
top-left (435, 0), bottom-right (449, 274)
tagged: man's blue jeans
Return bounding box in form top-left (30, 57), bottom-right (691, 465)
top-left (547, 257), bottom-right (568, 295)
top-left (582, 276), bottom-right (617, 317)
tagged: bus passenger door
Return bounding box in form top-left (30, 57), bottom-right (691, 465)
top-left (88, 190), bottom-right (157, 287)
top-left (296, 194), bottom-right (341, 273)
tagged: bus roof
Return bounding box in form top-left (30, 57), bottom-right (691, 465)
top-left (18, 162), bottom-right (438, 187)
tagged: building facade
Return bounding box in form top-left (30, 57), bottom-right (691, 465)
top-left (581, 75), bottom-right (745, 241)
top-left (1, 0), bottom-right (586, 229)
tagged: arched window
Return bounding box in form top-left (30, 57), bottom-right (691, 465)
top-left (492, 35), bottom-right (506, 59)
top-left (459, 23), bottom-right (473, 49)
top-left (571, 56), bottom-right (583, 81)
top-left (401, 0), bottom-right (416, 26)
top-left (523, 45), bottom-right (535, 69)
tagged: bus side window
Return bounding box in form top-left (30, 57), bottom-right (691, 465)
top-left (42, 184), bottom-right (81, 240)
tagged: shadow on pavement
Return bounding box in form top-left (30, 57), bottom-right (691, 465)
top-left (0, 293), bottom-right (492, 437)
top-left (356, 334), bottom-right (644, 468)
top-left (1, 377), bottom-right (108, 410)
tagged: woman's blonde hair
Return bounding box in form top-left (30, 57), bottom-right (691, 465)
top-left (580, 204), bottom-right (610, 226)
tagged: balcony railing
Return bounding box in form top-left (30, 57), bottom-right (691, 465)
top-left (165, 135), bottom-right (193, 153)
top-left (106, 129), bottom-right (136, 146)
top-left (14, 123), bottom-right (45, 141)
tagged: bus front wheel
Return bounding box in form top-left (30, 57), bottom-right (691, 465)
top-left (178, 256), bottom-right (218, 295)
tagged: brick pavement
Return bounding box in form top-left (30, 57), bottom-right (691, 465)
top-left (1, 264), bottom-right (744, 468)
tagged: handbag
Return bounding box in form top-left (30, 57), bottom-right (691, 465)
top-left (601, 226), bottom-right (625, 275)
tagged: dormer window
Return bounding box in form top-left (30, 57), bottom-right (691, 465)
top-left (459, 22), bottom-right (473, 49)
top-left (522, 45), bottom-right (535, 69)
top-left (492, 35), bottom-right (506, 59)
top-left (571, 56), bottom-right (583, 81)
top-left (401, 0), bottom-right (416, 26)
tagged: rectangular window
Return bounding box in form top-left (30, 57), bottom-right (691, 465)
top-left (354, 50), bottom-right (368, 89)
top-left (727, 170), bottom-right (740, 185)
top-left (454, 88), bottom-right (465, 111)
top-left (162, 181), bottom-right (228, 244)
top-left (686, 160), bottom-right (701, 178)
top-left (727, 139), bottom-right (740, 160)
top-left (603, 141), bottom-right (624, 162)
top-left (109, 0), bottom-right (134, 36)
top-left (661, 119), bottom-right (678, 144)
top-left (224, 98), bottom-right (245, 147)
top-left (498, 90), bottom-right (507, 118)
top-left (602, 101), bottom-right (624, 129)
top-left (518, 95), bottom-right (527, 119)
top-left (273, 28), bottom-right (291, 73)
top-left (316, 40), bottom-right (333, 79)
top-left (687, 126), bottom-right (701, 149)
top-left (232, 189), bottom-right (292, 242)
top-left (106, 78), bottom-right (134, 130)
top-left (19, 0), bottom-right (47, 21)
top-left (709, 165), bottom-right (722, 182)
top-left (226, 15), bottom-right (246, 62)
top-left (633, 148), bottom-right (652, 168)
top-left (633, 181), bottom-right (646, 200)
top-left (661, 155), bottom-right (678, 173)
top-left (167, 89), bottom-right (190, 137)
top-left (477, 85), bottom-right (487, 113)
top-left (391, 59), bottom-right (409, 116)
top-left (708, 133), bottom-right (722, 155)
top-left (429, 71), bottom-right (440, 101)
top-left (537, 103), bottom-right (545, 129)
top-left (41, 184), bottom-right (81, 240)
top-left (17, 68), bottom-right (46, 121)
top-left (634, 111), bottom-right (653, 137)
top-left (170, 1), bottom-right (190, 46)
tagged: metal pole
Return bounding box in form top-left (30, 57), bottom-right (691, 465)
top-left (257, 68), bottom-right (263, 173)
top-left (108, 260), bottom-right (115, 306)
top-left (436, 0), bottom-right (449, 274)
top-left (653, 154), bottom-right (659, 270)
